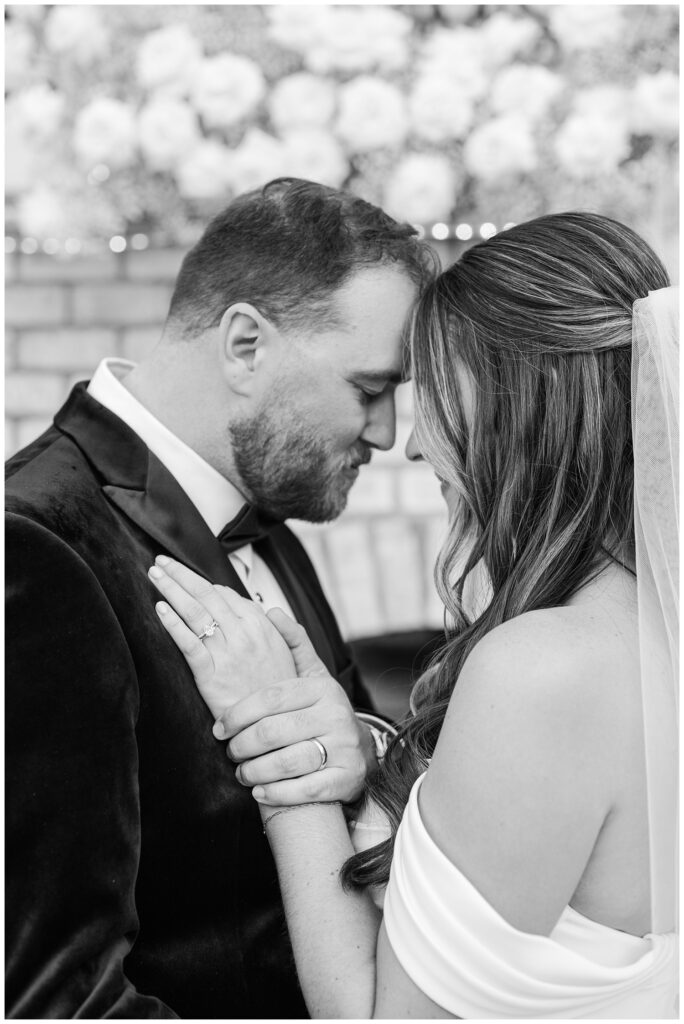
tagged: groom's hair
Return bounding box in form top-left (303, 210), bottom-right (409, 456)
top-left (165, 178), bottom-right (437, 338)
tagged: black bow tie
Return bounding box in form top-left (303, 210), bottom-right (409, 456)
top-left (217, 504), bottom-right (275, 554)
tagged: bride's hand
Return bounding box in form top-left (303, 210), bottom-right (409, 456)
top-left (149, 555), bottom-right (375, 804)
top-left (148, 555), bottom-right (296, 718)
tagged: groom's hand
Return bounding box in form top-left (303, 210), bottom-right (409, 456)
top-left (213, 675), bottom-right (376, 805)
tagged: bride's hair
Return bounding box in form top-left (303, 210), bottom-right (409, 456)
top-left (343, 211), bottom-right (670, 890)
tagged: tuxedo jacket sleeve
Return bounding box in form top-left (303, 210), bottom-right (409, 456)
top-left (6, 512), bottom-right (177, 1019)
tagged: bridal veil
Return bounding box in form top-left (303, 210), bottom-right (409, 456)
top-left (632, 285), bottom-right (679, 937)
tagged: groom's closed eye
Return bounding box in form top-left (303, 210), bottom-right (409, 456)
top-left (349, 370), bottom-right (403, 402)
top-left (355, 384), bottom-right (385, 404)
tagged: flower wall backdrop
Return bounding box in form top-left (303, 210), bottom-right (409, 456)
top-left (4, 4), bottom-right (680, 642)
top-left (5, 4), bottom-right (679, 263)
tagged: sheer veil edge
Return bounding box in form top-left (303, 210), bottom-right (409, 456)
top-left (632, 285), bottom-right (679, 935)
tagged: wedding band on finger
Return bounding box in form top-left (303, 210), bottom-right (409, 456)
top-left (310, 737), bottom-right (328, 772)
top-left (197, 620), bottom-right (220, 641)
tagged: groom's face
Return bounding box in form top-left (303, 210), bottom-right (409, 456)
top-left (230, 265), bottom-right (418, 522)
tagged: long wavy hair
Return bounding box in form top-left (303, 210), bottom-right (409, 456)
top-left (343, 211), bottom-right (670, 890)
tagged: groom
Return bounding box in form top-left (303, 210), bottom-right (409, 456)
top-left (5, 179), bottom-right (433, 1018)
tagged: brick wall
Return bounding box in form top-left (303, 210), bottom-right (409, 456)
top-left (5, 246), bottom-right (451, 639)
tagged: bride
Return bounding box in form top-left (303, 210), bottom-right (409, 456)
top-left (149, 212), bottom-right (678, 1018)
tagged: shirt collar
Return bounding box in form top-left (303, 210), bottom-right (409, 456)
top-left (87, 358), bottom-right (249, 545)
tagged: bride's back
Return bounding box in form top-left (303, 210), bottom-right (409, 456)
top-left (414, 560), bottom-right (648, 940)
top-left (563, 564), bottom-right (649, 936)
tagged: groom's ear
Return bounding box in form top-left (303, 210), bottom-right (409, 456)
top-left (217, 303), bottom-right (273, 396)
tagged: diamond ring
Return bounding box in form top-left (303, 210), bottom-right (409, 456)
top-left (197, 620), bottom-right (220, 641)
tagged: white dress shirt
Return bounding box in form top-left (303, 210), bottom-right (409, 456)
top-left (88, 358), bottom-right (295, 616)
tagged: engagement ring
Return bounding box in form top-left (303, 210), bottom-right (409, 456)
top-left (197, 620), bottom-right (219, 641)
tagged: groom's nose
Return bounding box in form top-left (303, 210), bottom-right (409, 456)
top-left (405, 428), bottom-right (423, 462)
top-left (361, 390), bottom-right (396, 451)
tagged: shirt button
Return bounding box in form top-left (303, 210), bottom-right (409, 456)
top-left (254, 592), bottom-right (264, 603)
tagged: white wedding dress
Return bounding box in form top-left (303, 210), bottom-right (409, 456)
top-left (387, 777), bottom-right (676, 1019)
top-left (350, 289), bottom-right (679, 1019)
top-left (349, 778), bottom-right (677, 1019)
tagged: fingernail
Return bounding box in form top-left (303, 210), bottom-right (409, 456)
top-left (213, 719), bottom-right (227, 740)
top-left (149, 566), bottom-right (164, 579)
top-left (252, 787), bottom-right (266, 802)
top-left (156, 602), bottom-right (170, 616)
top-left (156, 555), bottom-right (171, 566)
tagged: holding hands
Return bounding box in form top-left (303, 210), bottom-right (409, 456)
top-left (149, 556), bottom-right (371, 805)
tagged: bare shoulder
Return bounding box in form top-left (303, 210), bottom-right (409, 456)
top-left (450, 604), bottom-right (639, 732)
top-left (419, 605), bottom-right (642, 933)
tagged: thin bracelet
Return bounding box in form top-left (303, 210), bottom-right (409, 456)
top-left (262, 801), bottom-right (342, 834)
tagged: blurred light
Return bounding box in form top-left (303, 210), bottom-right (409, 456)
top-left (479, 222), bottom-right (497, 239)
top-left (5, 237), bottom-right (17, 254)
top-left (65, 237), bottom-right (82, 255)
top-left (503, 221), bottom-right (517, 231)
top-left (131, 233), bottom-right (149, 250)
top-left (109, 235), bottom-right (127, 253)
top-left (413, 224), bottom-right (426, 240)
top-left (43, 238), bottom-right (60, 255)
top-left (431, 222), bottom-right (449, 240)
top-left (90, 163), bottom-right (110, 183)
top-left (20, 237), bottom-right (39, 254)
top-left (455, 223), bottom-right (473, 241)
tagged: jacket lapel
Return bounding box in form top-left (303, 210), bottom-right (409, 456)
top-left (54, 383), bottom-right (251, 597)
top-left (256, 529), bottom-right (339, 675)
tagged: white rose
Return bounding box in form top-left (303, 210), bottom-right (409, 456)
top-left (225, 129), bottom-right (286, 196)
top-left (479, 12), bottom-right (541, 68)
top-left (191, 54), bottom-right (266, 129)
top-left (305, 6), bottom-right (412, 74)
top-left (136, 24), bottom-right (203, 96)
top-left (548, 6), bottom-right (624, 51)
top-left (418, 27), bottom-right (489, 102)
top-left (464, 116), bottom-right (538, 183)
top-left (281, 130), bottom-right (349, 188)
top-left (631, 71), bottom-right (678, 140)
top-left (5, 22), bottom-right (35, 92)
top-left (409, 74), bottom-right (474, 143)
top-left (491, 65), bottom-right (564, 122)
top-left (44, 5), bottom-right (108, 64)
top-left (16, 185), bottom-right (71, 238)
top-left (268, 73), bottom-right (337, 134)
top-left (360, 6), bottom-right (413, 72)
top-left (336, 77), bottom-right (408, 153)
top-left (175, 140), bottom-right (234, 201)
top-left (7, 85), bottom-right (65, 142)
top-left (554, 113), bottom-right (631, 178)
top-left (266, 5), bottom-right (329, 55)
top-left (384, 153), bottom-right (459, 225)
top-left (138, 98), bottom-right (201, 173)
top-left (73, 98), bottom-right (138, 170)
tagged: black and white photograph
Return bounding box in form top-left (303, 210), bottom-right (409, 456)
top-left (5, 3), bottom-right (679, 1019)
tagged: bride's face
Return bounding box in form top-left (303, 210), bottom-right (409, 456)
top-left (406, 359), bottom-right (476, 518)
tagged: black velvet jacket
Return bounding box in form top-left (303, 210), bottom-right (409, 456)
top-left (5, 384), bottom-right (371, 1019)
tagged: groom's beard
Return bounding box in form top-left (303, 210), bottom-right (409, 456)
top-left (229, 408), bottom-right (370, 524)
